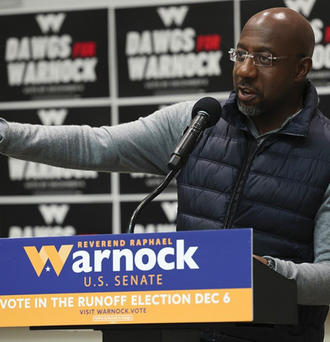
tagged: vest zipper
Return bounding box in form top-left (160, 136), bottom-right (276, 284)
top-left (223, 136), bottom-right (268, 229)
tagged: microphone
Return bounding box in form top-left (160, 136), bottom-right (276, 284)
top-left (127, 96), bottom-right (221, 234)
top-left (167, 96), bottom-right (222, 171)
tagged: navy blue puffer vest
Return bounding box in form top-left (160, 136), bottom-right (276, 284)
top-left (176, 81), bottom-right (330, 341)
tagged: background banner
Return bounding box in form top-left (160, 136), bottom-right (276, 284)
top-left (241, 0), bottom-right (330, 86)
top-left (319, 93), bottom-right (330, 118)
top-left (0, 8), bottom-right (109, 101)
top-left (0, 202), bottom-right (113, 238)
top-left (120, 200), bottom-right (177, 234)
top-left (115, 1), bottom-right (234, 97)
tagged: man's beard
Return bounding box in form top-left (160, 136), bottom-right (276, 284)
top-left (237, 98), bottom-right (268, 117)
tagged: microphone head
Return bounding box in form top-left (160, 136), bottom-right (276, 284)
top-left (192, 96), bottom-right (222, 128)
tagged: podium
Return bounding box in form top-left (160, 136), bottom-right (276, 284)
top-left (0, 229), bottom-right (297, 341)
top-left (100, 258), bottom-right (297, 342)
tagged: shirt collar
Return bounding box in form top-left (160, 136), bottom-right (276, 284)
top-left (247, 109), bottom-right (302, 141)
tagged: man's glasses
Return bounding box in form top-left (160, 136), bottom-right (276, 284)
top-left (228, 48), bottom-right (304, 67)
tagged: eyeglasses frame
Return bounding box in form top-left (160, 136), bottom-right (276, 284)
top-left (228, 48), bottom-right (306, 67)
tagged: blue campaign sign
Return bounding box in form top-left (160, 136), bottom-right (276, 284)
top-left (0, 229), bottom-right (252, 296)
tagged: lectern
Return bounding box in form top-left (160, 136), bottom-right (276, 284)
top-left (101, 258), bottom-right (297, 342)
top-left (0, 229), bottom-right (297, 341)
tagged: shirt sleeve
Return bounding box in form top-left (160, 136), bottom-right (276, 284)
top-left (0, 101), bottom-right (194, 175)
top-left (269, 182), bottom-right (330, 305)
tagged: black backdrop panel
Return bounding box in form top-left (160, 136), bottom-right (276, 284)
top-left (318, 93), bottom-right (330, 119)
top-left (121, 200), bottom-right (177, 234)
top-left (0, 202), bottom-right (112, 238)
top-left (0, 8), bottom-right (109, 101)
top-left (116, 1), bottom-right (234, 97)
top-left (240, 0), bottom-right (330, 86)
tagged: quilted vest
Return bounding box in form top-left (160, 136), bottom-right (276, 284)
top-left (176, 81), bottom-right (330, 341)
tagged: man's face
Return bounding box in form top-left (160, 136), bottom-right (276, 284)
top-left (233, 23), bottom-right (300, 118)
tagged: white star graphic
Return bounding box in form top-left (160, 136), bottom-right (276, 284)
top-left (45, 266), bottom-right (51, 272)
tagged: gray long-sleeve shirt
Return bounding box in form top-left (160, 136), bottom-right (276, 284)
top-left (0, 100), bottom-right (330, 306)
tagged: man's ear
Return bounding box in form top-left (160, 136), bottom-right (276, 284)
top-left (295, 56), bottom-right (313, 81)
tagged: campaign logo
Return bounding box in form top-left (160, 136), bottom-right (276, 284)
top-left (24, 244), bottom-right (73, 276)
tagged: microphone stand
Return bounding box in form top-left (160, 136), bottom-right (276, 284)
top-left (126, 97), bottom-right (221, 234)
top-left (127, 168), bottom-right (179, 234)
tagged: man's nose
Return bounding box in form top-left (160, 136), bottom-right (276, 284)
top-left (235, 57), bottom-right (258, 78)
